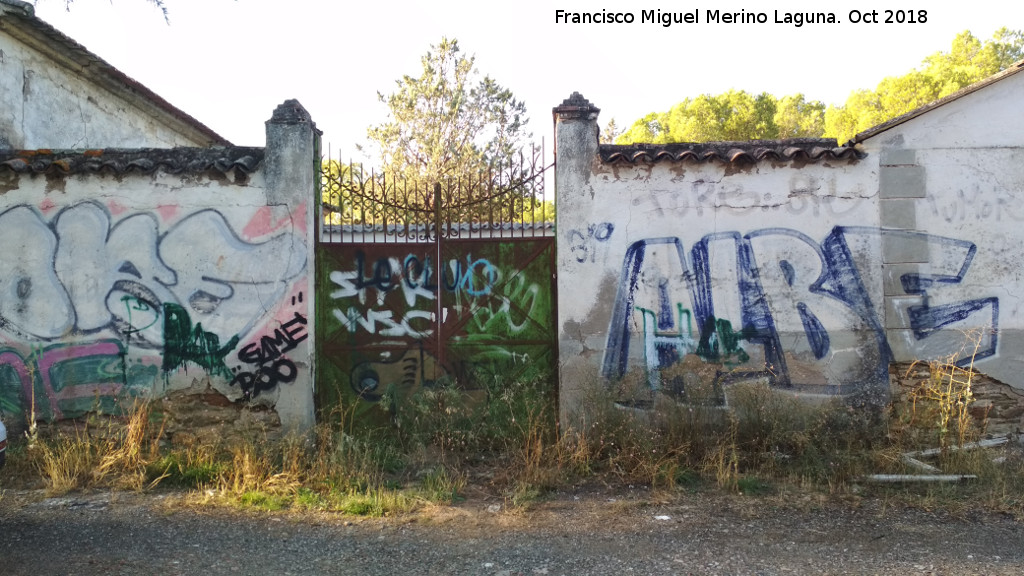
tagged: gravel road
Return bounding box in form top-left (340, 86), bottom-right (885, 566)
top-left (1, 488), bottom-right (1022, 575)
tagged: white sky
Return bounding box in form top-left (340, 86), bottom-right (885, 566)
top-left (31, 0), bottom-right (1024, 160)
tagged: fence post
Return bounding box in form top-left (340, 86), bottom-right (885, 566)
top-left (433, 181), bottom-right (445, 372)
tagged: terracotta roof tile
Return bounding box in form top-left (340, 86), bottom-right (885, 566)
top-left (600, 139), bottom-right (864, 164)
top-left (0, 147), bottom-right (264, 175)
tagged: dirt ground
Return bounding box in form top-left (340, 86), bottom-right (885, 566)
top-left (2, 485), bottom-right (1022, 575)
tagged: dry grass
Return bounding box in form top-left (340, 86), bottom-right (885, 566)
top-left (27, 400), bottom-right (163, 495)
top-left (3, 355), bottom-right (1022, 517)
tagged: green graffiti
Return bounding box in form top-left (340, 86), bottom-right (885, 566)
top-left (50, 354), bottom-right (158, 417)
top-left (637, 304), bottom-right (752, 368)
top-left (119, 294), bottom-right (160, 390)
top-left (635, 304), bottom-right (754, 398)
top-left (121, 295), bottom-right (161, 335)
top-left (161, 303), bottom-right (239, 378)
top-left (0, 363), bottom-right (22, 415)
top-left (0, 341), bottom-right (159, 421)
top-left (469, 272), bottom-right (547, 337)
top-left (696, 315), bottom-right (753, 365)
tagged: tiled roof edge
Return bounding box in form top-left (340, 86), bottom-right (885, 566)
top-left (600, 138), bottom-right (863, 164)
top-left (0, 147), bottom-right (264, 175)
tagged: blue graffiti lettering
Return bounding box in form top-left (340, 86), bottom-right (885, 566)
top-left (603, 226), bottom-right (997, 397)
top-left (568, 222), bottom-right (615, 263)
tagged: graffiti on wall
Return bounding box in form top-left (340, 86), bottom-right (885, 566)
top-left (602, 226), bottom-right (997, 400)
top-left (317, 240), bottom-right (556, 417)
top-left (568, 222), bottom-right (614, 263)
top-left (348, 345), bottom-right (444, 404)
top-left (230, 295), bottom-right (309, 400)
top-left (629, 175), bottom-right (870, 219)
top-left (162, 303), bottom-right (240, 378)
top-left (0, 201), bottom-right (307, 417)
top-left (925, 186), bottom-right (1024, 224)
top-left (0, 340), bottom-right (158, 420)
top-left (327, 250), bottom-right (543, 341)
top-left (0, 202), bottom-right (305, 345)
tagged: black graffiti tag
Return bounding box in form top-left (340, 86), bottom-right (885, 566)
top-left (230, 312), bottom-right (307, 399)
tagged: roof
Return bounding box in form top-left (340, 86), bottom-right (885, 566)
top-left (854, 58), bottom-right (1024, 143)
top-left (0, 147), bottom-right (263, 176)
top-left (0, 0), bottom-right (230, 147)
top-left (600, 139), bottom-right (864, 165)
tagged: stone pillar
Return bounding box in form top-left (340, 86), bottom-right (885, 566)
top-left (553, 92), bottom-right (600, 208)
top-left (263, 99), bottom-right (321, 432)
top-left (553, 93), bottom-right (600, 425)
top-left (265, 99), bottom-right (321, 206)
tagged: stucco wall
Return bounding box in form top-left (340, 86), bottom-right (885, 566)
top-left (554, 88), bottom-right (1019, 418)
top-left (0, 1), bottom-right (223, 149)
top-left (859, 69), bottom-right (1024, 390)
top-left (0, 101), bottom-right (317, 433)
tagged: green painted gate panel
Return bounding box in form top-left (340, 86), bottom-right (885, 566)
top-left (315, 238), bottom-right (556, 423)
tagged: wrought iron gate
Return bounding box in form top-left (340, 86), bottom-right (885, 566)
top-left (315, 155), bottom-right (556, 423)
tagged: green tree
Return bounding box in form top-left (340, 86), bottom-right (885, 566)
top-left (600, 118), bottom-right (622, 144)
top-left (824, 28), bottom-right (1024, 143)
top-left (616, 112), bottom-right (663, 144)
top-left (616, 91), bottom-right (822, 144)
top-left (328, 38), bottom-right (546, 228)
top-left (364, 37), bottom-right (530, 185)
top-left (774, 94), bottom-right (825, 139)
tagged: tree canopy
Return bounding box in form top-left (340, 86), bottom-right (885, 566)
top-left (363, 37), bottom-right (531, 185)
top-left (615, 28), bottom-right (1024, 146)
top-left (323, 38), bottom-right (548, 228)
top-left (615, 90), bottom-right (825, 145)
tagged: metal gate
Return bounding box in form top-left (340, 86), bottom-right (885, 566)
top-left (315, 154), bottom-right (556, 423)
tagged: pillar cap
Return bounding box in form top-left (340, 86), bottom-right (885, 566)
top-left (553, 92), bottom-right (600, 120)
top-left (269, 99), bottom-right (313, 124)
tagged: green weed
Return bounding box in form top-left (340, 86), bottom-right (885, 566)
top-left (239, 490), bottom-right (289, 511)
top-left (418, 466), bottom-right (466, 504)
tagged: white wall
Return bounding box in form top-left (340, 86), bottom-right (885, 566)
top-left (859, 69), bottom-right (1024, 388)
top-left (554, 80), bottom-right (1024, 416)
top-left (0, 102), bottom-right (317, 431)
